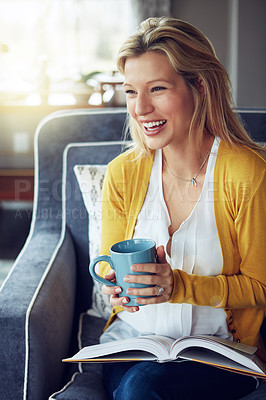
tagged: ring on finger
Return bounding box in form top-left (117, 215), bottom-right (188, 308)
top-left (155, 285), bottom-right (164, 296)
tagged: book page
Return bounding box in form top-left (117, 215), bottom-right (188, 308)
top-left (170, 338), bottom-right (263, 374)
top-left (195, 335), bottom-right (256, 354)
top-left (63, 335), bottom-right (175, 363)
top-left (178, 348), bottom-right (266, 378)
top-left (65, 351), bottom-right (157, 363)
top-left (170, 335), bottom-right (256, 355)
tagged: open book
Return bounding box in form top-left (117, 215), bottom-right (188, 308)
top-left (63, 334), bottom-right (266, 379)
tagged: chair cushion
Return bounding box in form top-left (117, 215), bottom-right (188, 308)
top-left (49, 313), bottom-right (108, 399)
top-left (50, 371), bottom-right (109, 400)
top-left (79, 311), bottom-right (107, 374)
top-left (239, 382), bottom-right (266, 399)
top-left (50, 372), bottom-right (109, 400)
top-left (74, 164), bottom-right (112, 320)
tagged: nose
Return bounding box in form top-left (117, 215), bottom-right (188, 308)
top-left (135, 93), bottom-right (154, 117)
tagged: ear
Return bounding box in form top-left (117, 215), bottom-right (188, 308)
top-left (196, 78), bottom-right (206, 98)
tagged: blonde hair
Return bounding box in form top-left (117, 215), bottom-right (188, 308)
top-left (117, 17), bottom-right (264, 158)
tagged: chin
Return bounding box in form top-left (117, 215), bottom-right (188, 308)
top-left (144, 136), bottom-right (169, 151)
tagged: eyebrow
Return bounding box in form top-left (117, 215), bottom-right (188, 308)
top-left (123, 78), bottom-right (173, 87)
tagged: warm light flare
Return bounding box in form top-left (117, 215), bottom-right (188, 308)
top-left (0, 0), bottom-right (133, 105)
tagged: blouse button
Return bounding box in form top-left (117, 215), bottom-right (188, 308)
top-left (237, 339), bottom-right (241, 343)
top-left (231, 329), bottom-right (236, 334)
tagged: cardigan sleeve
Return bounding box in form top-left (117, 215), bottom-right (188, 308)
top-left (169, 145), bottom-right (266, 309)
top-left (99, 160), bottom-right (129, 279)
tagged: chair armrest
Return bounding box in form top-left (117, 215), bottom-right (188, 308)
top-left (0, 228), bottom-right (76, 400)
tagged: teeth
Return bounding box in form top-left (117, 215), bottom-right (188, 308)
top-left (143, 120), bottom-right (166, 129)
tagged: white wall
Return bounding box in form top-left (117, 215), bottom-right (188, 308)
top-left (237, 0), bottom-right (266, 108)
top-left (171, 0), bottom-right (266, 108)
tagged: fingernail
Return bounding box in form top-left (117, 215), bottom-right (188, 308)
top-left (122, 298), bottom-right (128, 304)
top-left (127, 288), bottom-right (133, 294)
top-left (115, 287), bottom-right (122, 293)
top-left (133, 307), bottom-right (138, 312)
top-left (131, 265), bottom-right (139, 271)
top-left (124, 276), bottom-right (130, 282)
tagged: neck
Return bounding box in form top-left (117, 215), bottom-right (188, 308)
top-left (162, 134), bottom-right (214, 181)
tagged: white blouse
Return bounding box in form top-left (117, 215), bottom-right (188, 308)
top-left (101, 137), bottom-right (232, 343)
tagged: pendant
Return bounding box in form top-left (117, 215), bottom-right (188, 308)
top-left (191, 178), bottom-right (197, 187)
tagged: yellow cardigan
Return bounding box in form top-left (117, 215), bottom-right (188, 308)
top-left (99, 140), bottom-right (266, 357)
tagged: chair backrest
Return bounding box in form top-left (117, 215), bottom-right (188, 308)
top-left (238, 109), bottom-right (266, 143)
top-left (34, 108), bottom-right (127, 233)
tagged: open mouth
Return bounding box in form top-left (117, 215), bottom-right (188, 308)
top-left (142, 120), bottom-right (167, 132)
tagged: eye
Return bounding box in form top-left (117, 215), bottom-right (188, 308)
top-left (124, 89), bottom-right (137, 95)
top-left (151, 86), bottom-right (167, 93)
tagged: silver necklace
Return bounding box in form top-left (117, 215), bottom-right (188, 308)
top-left (163, 152), bottom-right (210, 187)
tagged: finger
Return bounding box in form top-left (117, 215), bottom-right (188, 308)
top-left (109, 295), bottom-right (139, 313)
top-left (110, 294), bottom-right (128, 306)
top-left (124, 269), bottom-right (172, 285)
top-left (136, 295), bottom-right (166, 305)
top-left (127, 286), bottom-right (160, 297)
top-left (130, 263), bottom-right (167, 274)
top-left (102, 284), bottom-right (122, 296)
top-left (134, 281), bottom-right (173, 305)
top-left (124, 273), bottom-right (158, 285)
top-left (156, 245), bottom-right (167, 264)
top-left (122, 305), bottom-right (140, 313)
top-left (128, 283), bottom-right (173, 301)
top-left (105, 269), bottom-right (116, 282)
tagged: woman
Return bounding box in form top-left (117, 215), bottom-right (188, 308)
top-left (99, 17), bottom-right (265, 399)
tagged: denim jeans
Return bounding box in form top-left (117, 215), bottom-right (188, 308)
top-left (103, 360), bottom-right (257, 400)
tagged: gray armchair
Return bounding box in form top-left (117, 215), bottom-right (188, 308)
top-left (0, 109), bottom-right (265, 400)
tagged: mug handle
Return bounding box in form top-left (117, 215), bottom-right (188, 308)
top-left (89, 255), bottom-right (116, 286)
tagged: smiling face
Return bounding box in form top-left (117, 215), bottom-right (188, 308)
top-left (123, 51), bottom-right (196, 151)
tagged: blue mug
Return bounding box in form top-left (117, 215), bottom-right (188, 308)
top-left (89, 238), bottom-right (157, 306)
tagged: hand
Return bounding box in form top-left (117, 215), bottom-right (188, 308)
top-left (102, 269), bottom-right (140, 313)
top-left (102, 245), bottom-right (174, 313)
top-left (124, 245), bottom-right (173, 307)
